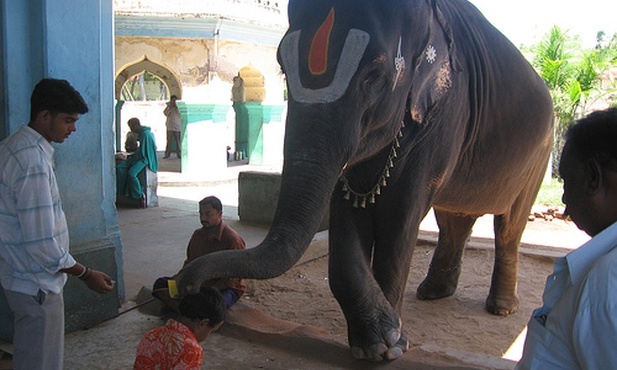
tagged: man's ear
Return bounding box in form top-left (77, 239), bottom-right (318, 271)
top-left (584, 159), bottom-right (603, 195)
top-left (37, 110), bottom-right (51, 122)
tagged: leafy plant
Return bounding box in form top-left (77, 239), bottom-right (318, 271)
top-left (530, 26), bottom-right (617, 177)
top-left (534, 178), bottom-right (564, 207)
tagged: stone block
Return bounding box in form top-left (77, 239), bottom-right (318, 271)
top-left (143, 167), bottom-right (158, 207)
top-left (238, 171), bottom-right (329, 231)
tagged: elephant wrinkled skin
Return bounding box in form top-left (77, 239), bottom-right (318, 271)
top-left (178, 0), bottom-right (554, 362)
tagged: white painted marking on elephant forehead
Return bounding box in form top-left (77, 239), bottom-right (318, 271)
top-left (280, 29), bottom-right (370, 104)
top-left (426, 45), bottom-right (437, 64)
top-left (392, 36), bottom-right (405, 91)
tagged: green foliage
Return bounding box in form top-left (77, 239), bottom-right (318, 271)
top-left (533, 27), bottom-right (573, 91)
top-left (120, 72), bottom-right (168, 101)
top-left (529, 26), bottom-right (617, 177)
top-left (534, 178), bottom-right (564, 207)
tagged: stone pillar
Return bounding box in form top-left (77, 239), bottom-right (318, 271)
top-left (262, 104), bottom-right (286, 167)
top-left (179, 103), bottom-right (231, 178)
top-left (232, 102), bottom-right (265, 164)
top-left (245, 102), bottom-right (265, 164)
top-left (115, 100), bottom-right (125, 151)
top-left (232, 101), bottom-right (249, 159)
top-left (0, 0), bottom-right (121, 339)
top-left (232, 65), bottom-right (266, 164)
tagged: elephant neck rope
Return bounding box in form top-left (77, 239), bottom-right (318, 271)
top-left (340, 120), bottom-right (405, 208)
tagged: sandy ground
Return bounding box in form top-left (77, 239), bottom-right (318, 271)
top-left (240, 218), bottom-right (582, 362)
top-left (154, 175), bottom-right (589, 364)
top-left (51, 187), bottom-right (591, 369)
top-left (1, 161), bottom-right (590, 368)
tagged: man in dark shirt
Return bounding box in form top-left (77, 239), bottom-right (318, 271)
top-left (153, 196), bottom-right (246, 311)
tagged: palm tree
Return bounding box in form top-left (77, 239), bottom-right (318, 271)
top-left (531, 26), bottom-right (617, 176)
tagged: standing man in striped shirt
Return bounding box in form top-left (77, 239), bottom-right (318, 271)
top-left (0, 78), bottom-right (115, 370)
top-left (163, 94), bottom-right (181, 159)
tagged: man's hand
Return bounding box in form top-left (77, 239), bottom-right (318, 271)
top-left (82, 269), bottom-right (115, 294)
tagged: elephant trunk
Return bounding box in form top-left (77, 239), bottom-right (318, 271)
top-left (178, 155), bottom-right (342, 294)
top-left (253, 156), bottom-right (339, 273)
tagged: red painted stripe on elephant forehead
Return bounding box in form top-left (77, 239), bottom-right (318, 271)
top-left (309, 8), bottom-right (335, 75)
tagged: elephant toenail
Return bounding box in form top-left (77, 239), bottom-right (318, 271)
top-left (386, 330), bottom-right (401, 347)
top-left (385, 347), bottom-right (404, 360)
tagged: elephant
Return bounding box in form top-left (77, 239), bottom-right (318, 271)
top-left (178, 0), bottom-right (554, 362)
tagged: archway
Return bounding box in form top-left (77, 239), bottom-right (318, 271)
top-left (114, 56), bottom-right (183, 151)
top-left (115, 55), bottom-right (182, 99)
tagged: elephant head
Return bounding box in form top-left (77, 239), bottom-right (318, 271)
top-left (178, 0), bottom-right (459, 293)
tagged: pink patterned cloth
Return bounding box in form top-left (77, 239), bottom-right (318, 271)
top-left (134, 319), bottom-right (203, 370)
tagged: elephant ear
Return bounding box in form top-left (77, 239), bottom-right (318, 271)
top-left (409, 1), bottom-right (460, 123)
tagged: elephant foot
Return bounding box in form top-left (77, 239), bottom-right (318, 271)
top-left (485, 293), bottom-right (519, 316)
top-left (416, 266), bottom-right (460, 300)
top-left (347, 309), bottom-right (409, 362)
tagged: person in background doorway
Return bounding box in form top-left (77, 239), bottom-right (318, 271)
top-left (517, 107), bottom-right (617, 369)
top-left (0, 78), bottom-right (114, 370)
top-left (163, 95), bottom-right (181, 159)
top-left (116, 117), bottom-right (158, 202)
top-left (124, 129), bottom-right (139, 153)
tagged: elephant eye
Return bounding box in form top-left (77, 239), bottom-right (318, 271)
top-left (363, 68), bottom-right (387, 90)
top-left (363, 54), bottom-right (388, 89)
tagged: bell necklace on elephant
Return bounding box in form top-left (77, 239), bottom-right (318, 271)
top-left (341, 120), bottom-right (406, 208)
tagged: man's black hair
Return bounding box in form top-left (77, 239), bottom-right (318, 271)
top-left (128, 117), bottom-right (141, 127)
top-left (178, 286), bottom-right (226, 327)
top-left (30, 78), bottom-right (89, 120)
top-left (565, 107), bottom-right (617, 171)
top-left (199, 196), bottom-right (223, 212)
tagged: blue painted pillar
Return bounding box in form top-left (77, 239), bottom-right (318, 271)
top-left (115, 100), bottom-right (126, 150)
top-left (0, 0), bottom-right (121, 339)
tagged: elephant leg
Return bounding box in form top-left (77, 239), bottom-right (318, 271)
top-left (328, 200), bottom-right (406, 362)
top-left (417, 209), bottom-right (477, 300)
top-left (487, 164), bottom-right (546, 316)
top-left (372, 226), bottom-right (417, 312)
top-left (366, 215), bottom-right (425, 359)
top-left (487, 212), bottom-right (522, 315)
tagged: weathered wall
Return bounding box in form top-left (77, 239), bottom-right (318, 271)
top-left (218, 40), bottom-right (284, 86)
top-left (115, 36), bottom-right (211, 86)
top-left (115, 37), bottom-right (285, 102)
top-left (113, 10), bottom-right (288, 172)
